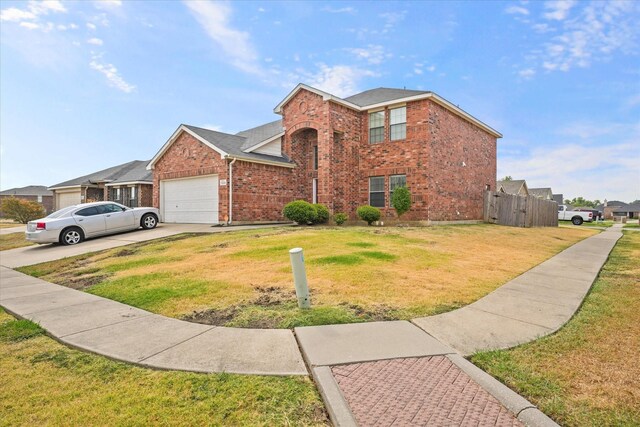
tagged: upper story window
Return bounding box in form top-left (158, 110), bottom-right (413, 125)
top-left (390, 107), bottom-right (406, 141)
top-left (369, 111), bottom-right (384, 144)
top-left (369, 176), bottom-right (385, 208)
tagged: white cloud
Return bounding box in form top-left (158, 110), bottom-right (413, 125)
top-left (426, 65), bottom-right (436, 72)
top-left (345, 45), bottom-right (388, 64)
top-left (90, 55), bottom-right (136, 93)
top-left (414, 68), bottom-right (423, 75)
top-left (19, 21), bottom-right (39, 30)
top-left (93, 0), bottom-right (122, 10)
top-left (87, 37), bottom-right (104, 45)
top-left (86, 22), bottom-right (97, 30)
top-left (0, 8), bottom-right (36, 22)
top-left (306, 64), bottom-right (376, 97)
top-left (544, 0), bottom-right (576, 21)
top-left (499, 123), bottom-right (640, 201)
top-left (379, 11), bottom-right (406, 33)
top-left (505, 5), bottom-right (529, 15)
top-left (258, 7), bottom-right (265, 13)
top-left (322, 6), bottom-right (356, 14)
top-left (518, 68), bottom-right (535, 78)
top-left (184, 0), bottom-right (261, 75)
top-left (513, 1), bottom-right (639, 75)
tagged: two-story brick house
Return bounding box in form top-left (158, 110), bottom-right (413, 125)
top-left (147, 84), bottom-right (501, 224)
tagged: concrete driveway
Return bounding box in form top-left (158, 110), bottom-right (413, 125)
top-left (0, 223), bottom-right (290, 269)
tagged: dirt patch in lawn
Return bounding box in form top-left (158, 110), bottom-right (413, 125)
top-left (113, 248), bottom-right (139, 257)
top-left (60, 274), bottom-right (111, 291)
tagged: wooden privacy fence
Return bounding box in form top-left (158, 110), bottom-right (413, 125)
top-left (483, 191), bottom-right (558, 227)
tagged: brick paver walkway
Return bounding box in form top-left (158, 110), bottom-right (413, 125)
top-left (332, 356), bottom-right (524, 427)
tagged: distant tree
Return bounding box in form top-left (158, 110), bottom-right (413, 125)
top-left (0, 197), bottom-right (45, 223)
top-left (501, 176), bottom-right (513, 181)
top-left (565, 197), bottom-right (598, 208)
top-left (632, 200), bottom-right (640, 205)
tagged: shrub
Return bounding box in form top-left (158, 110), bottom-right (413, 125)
top-left (313, 204), bottom-right (330, 224)
top-left (391, 186), bottom-right (412, 217)
top-left (333, 212), bottom-right (348, 225)
top-left (283, 200), bottom-right (317, 225)
top-left (356, 205), bottom-right (381, 226)
top-left (0, 197), bottom-right (45, 223)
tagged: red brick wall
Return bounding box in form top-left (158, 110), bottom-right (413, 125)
top-left (139, 184), bottom-right (153, 207)
top-left (424, 100), bottom-right (496, 221)
top-left (152, 130), bottom-right (297, 223)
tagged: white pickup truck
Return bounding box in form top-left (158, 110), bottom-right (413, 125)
top-left (558, 205), bottom-right (593, 225)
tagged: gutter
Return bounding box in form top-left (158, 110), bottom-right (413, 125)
top-left (228, 158), bottom-right (237, 224)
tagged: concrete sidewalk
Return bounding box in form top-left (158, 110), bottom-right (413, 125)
top-left (0, 225), bottom-right (623, 426)
top-left (0, 266), bottom-right (306, 376)
top-left (412, 225), bottom-right (623, 355)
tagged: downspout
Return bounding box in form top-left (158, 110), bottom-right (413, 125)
top-left (228, 157), bottom-right (237, 225)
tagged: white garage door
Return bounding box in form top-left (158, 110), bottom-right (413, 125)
top-left (56, 191), bottom-right (82, 210)
top-left (161, 175), bottom-right (219, 224)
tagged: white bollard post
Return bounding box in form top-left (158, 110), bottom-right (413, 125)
top-left (289, 247), bottom-right (311, 309)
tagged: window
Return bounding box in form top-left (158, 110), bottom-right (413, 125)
top-left (111, 187), bottom-right (121, 201)
top-left (313, 146), bottom-right (318, 170)
top-left (369, 176), bottom-right (385, 207)
top-left (312, 178), bottom-right (318, 204)
top-left (369, 111), bottom-right (384, 143)
top-left (37, 195), bottom-right (43, 203)
top-left (129, 186), bottom-right (136, 199)
top-left (390, 107), bottom-right (406, 140)
top-left (75, 207), bottom-right (99, 217)
top-left (389, 175), bottom-right (407, 202)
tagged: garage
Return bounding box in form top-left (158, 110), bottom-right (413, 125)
top-left (55, 190), bottom-right (82, 210)
top-left (160, 175), bottom-right (219, 224)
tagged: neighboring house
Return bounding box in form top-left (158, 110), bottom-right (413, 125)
top-left (49, 160), bottom-right (153, 210)
top-left (0, 185), bottom-right (53, 216)
top-left (553, 194), bottom-right (564, 205)
top-left (528, 187), bottom-right (554, 201)
top-left (600, 200), bottom-right (640, 220)
top-left (147, 84), bottom-right (502, 224)
top-left (496, 180), bottom-right (529, 197)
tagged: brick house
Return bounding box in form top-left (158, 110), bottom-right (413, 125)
top-left (147, 84), bottom-right (501, 224)
top-left (496, 179), bottom-right (529, 197)
top-left (0, 185), bottom-right (54, 216)
top-left (49, 160), bottom-right (153, 210)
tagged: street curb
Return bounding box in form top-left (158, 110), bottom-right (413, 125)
top-left (310, 366), bottom-right (357, 427)
top-left (447, 354), bottom-right (559, 427)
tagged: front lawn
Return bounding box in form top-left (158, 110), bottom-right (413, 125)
top-left (0, 232), bottom-right (34, 251)
top-left (471, 231), bottom-right (640, 426)
top-left (581, 220), bottom-right (614, 228)
top-left (19, 225), bottom-right (596, 328)
top-left (0, 222), bottom-right (20, 229)
top-left (0, 309), bottom-right (327, 426)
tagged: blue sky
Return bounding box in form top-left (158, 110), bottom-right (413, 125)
top-left (1, 0), bottom-right (638, 202)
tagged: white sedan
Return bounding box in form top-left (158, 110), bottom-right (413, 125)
top-left (26, 202), bottom-right (160, 245)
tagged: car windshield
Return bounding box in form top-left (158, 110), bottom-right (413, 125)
top-left (46, 206), bottom-right (77, 218)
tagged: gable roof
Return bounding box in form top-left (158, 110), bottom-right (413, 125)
top-left (497, 180), bottom-right (528, 195)
top-left (147, 124), bottom-right (294, 170)
top-left (105, 161), bottom-right (153, 186)
top-left (0, 185), bottom-right (52, 197)
top-left (237, 120), bottom-right (284, 151)
top-left (528, 187), bottom-right (553, 199)
top-left (273, 83), bottom-right (502, 138)
top-left (49, 160), bottom-right (150, 190)
top-left (343, 87), bottom-right (428, 106)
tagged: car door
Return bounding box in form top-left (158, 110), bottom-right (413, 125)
top-left (73, 206), bottom-right (106, 237)
top-left (103, 203), bottom-right (136, 232)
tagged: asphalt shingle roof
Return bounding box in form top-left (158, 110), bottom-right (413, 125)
top-left (49, 160), bottom-right (151, 188)
top-left (0, 185), bottom-right (52, 196)
top-left (343, 87), bottom-right (429, 107)
top-left (236, 120), bottom-right (283, 151)
top-left (528, 187), bottom-right (553, 198)
top-left (497, 180), bottom-right (526, 195)
top-left (183, 125), bottom-right (293, 165)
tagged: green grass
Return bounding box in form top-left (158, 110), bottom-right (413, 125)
top-left (581, 220), bottom-right (614, 228)
top-left (0, 308), bottom-right (328, 426)
top-left (623, 222), bottom-right (639, 229)
top-left (0, 232), bottom-right (35, 250)
top-left (471, 231), bottom-right (640, 427)
top-left (17, 225), bottom-right (596, 329)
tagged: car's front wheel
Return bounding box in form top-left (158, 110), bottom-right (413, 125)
top-left (60, 227), bottom-right (84, 245)
top-left (571, 216), bottom-right (584, 226)
top-left (141, 213), bottom-right (158, 230)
